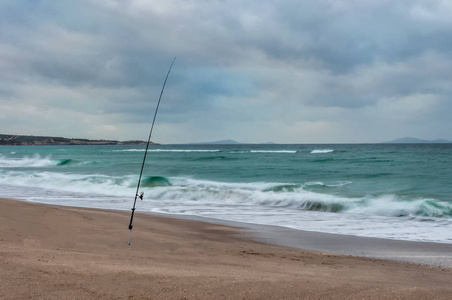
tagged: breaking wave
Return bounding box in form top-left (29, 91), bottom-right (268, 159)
top-left (0, 155), bottom-right (55, 168)
top-left (250, 150), bottom-right (297, 153)
top-left (114, 149), bottom-right (299, 154)
top-left (310, 149), bottom-right (335, 154)
top-left (2, 170), bottom-right (449, 220)
top-left (141, 176), bottom-right (172, 187)
top-left (0, 155), bottom-right (87, 168)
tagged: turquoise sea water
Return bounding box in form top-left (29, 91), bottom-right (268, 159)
top-left (1, 144), bottom-right (451, 243)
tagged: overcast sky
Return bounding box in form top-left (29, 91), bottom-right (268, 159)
top-left (1, 0), bottom-right (452, 143)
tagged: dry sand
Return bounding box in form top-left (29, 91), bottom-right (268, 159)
top-left (1, 198), bottom-right (452, 299)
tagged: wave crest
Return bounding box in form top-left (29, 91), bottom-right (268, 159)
top-left (310, 149), bottom-right (334, 154)
top-left (0, 154), bottom-right (55, 168)
top-left (1, 171), bottom-right (450, 220)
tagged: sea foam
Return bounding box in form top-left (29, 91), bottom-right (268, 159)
top-left (1, 144), bottom-right (451, 244)
top-left (0, 154), bottom-right (55, 168)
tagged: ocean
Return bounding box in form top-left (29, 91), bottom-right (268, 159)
top-left (1, 143), bottom-right (451, 244)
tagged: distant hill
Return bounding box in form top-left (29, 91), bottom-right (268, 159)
top-left (191, 139), bottom-right (241, 145)
top-left (384, 137), bottom-right (452, 144)
top-left (0, 134), bottom-right (150, 146)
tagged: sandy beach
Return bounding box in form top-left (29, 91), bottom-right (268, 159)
top-left (1, 198), bottom-right (452, 299)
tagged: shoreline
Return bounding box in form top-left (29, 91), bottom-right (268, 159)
top-left (150, 212), bottom-right (452, 268)
top-left (10, 197), bottom-right (452, 268)
top-left (2, 198), bottom-right (452, 299)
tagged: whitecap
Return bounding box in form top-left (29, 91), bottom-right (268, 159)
top-left (250, 150), bottom-right (297, 153)
top-left (0, 154), bottom-right (55, 168)
top-left (310, 149), bottom-right (334, 154)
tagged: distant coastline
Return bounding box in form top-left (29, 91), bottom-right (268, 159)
top-left (2, 134), bottom-right (451, 146)
top-left (383, 137), bottom-right (452, 144)
top-left (0, 134), bottom-right (150, 146)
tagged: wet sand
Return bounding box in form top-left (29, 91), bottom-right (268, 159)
top-left (172, 214), bottom-right (452, 268)
top-left (1, 198), bottom-right (452, 299)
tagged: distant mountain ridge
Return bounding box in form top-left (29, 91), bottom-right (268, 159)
top-left (0, 134), bottom-right (150, 146)
top-left (384, 137), bottom-right (452, 144)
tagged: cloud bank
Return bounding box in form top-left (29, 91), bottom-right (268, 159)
top-left (1, 0), bottom-right (451, 143)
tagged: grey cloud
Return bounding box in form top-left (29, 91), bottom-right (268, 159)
top-left (1, 0), bottom-right (452, 142)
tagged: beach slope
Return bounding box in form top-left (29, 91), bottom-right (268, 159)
top-left (1, 198), bottom-right (451, 299)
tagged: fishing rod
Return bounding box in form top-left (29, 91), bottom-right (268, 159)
top-left (128, 57), bottom-right (176, 245)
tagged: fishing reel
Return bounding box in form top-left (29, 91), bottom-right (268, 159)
top-left (139, 192), bottom-right (144, 200)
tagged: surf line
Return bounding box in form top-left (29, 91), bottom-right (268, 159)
top-left (128, 57), bottom-right (176, 245)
